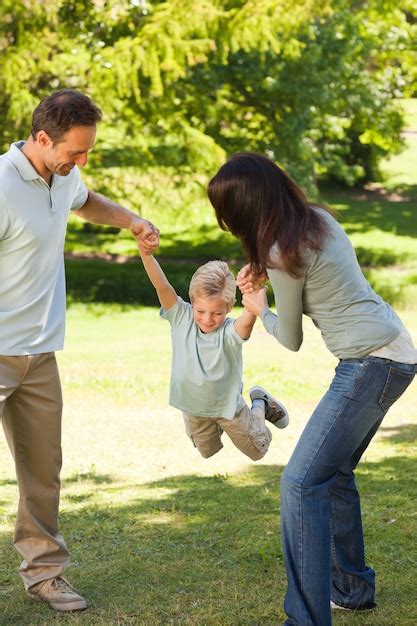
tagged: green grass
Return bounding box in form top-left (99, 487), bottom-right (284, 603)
top-left (379, 97), bottom-right (417, 191)
top-left (0, 306), bottom-right (416, 624)
top-left (65, 182), bottom-right (417, 307)
top-left (317, 193), bottom-right (417, 306)
top-left (400, 98), bottom-right (417, 130)
top-left (66, 181), bottom-right (417, 263)
top-left (65, 190), bottom-right (417, 307)
top-left (65, 199), bottom-right (240, 261)
top-left (380, 136), bottom-right (417, 191)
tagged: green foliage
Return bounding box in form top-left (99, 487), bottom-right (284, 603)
top-left (65, 258), bottom-right (200, 305)
top-left (1, 0), bottom-right (415, 188)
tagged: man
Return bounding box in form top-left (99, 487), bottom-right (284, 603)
top-left (0, 90), bottom-right (159, 612)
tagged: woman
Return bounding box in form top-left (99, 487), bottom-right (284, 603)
top-left (207, 152), bottom-right (416, 626)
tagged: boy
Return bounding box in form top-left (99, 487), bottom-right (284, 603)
top-left (137, 244), bottom-right (289, 460)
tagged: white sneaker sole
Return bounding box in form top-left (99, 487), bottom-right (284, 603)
top-left (330, 600), bottom-right (375, 612)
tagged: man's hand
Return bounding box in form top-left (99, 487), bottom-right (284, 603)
top-left (236, 263), bottom-right (268, 293)
top-left (131, 217), bottom-right (160, 255)
top-left (242, 287), bottom-right (268, 316)
top-left (136, 239), bottom-right (155, 257)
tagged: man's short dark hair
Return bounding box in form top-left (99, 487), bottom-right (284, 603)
top-left (31, 90), bottom-right (102, 142)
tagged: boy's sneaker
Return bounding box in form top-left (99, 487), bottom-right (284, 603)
top-left (330, 600), bottom-right (376, 612)
top-left (27, 576), bottom-right (87, 612)
top-left (249, 386), bottom-right (289, 428)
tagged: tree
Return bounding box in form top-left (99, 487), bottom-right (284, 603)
top-left (1, 0), bottom-right (415, 190)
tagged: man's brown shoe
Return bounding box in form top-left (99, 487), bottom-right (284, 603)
top-left (28, 576), bottom-right (87, 612)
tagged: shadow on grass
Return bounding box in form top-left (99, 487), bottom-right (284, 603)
top-left (0, 425), bottom-right (416, 624)
top-left (65, 221), bottom-right (243, 262)
top-left (378, 423), bottom-right (417, 444)
top-left (64, 472), bottom-right (114, 485)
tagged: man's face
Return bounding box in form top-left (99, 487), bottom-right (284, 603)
top-left (42, 125), bottom-right (97, 176)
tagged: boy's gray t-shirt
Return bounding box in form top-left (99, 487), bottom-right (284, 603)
top-left (160, 297), bottom-right (246, 419)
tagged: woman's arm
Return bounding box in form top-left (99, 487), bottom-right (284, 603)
top-left (243, 270), bottom-right (305, 351)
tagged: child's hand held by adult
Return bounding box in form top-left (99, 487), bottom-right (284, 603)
top-left (131, 216), bottom-right (160, 253)
top-left (237, 264), bottom-right (267, 293)
top-left (131, 217), bottom-right (159, 255)
top-left (137, 236), bottom-right (159, 256)
top-left (242, 287), bottom-right (268, 316)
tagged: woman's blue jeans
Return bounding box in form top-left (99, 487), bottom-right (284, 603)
top-left (280, 356), bottom-right (415, 625)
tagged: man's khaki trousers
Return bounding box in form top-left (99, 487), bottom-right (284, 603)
top-left (0, 353), bottom-right (69, 589)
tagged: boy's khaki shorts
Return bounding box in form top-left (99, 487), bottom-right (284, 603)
top-left (183, 402), bottom-right (272, 461)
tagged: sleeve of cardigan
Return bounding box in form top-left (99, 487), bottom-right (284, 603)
top-left (259, 267), bottom-right (305, 351)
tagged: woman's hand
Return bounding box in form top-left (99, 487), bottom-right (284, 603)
top-left (236, 264), bottom-right (268, 293)
top-left (242, 287), bottom-right (268, 316)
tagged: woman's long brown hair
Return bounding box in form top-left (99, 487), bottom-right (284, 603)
top-left (207, 152), bottom-right (331, 278)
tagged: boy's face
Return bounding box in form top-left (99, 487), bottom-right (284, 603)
top-left (192, 296), bottom-right (231, 334)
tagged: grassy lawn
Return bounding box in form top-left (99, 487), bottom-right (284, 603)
top-left (399, 98), bottom-right (417, 132)
top-left (0, 306), bottom-right (416, 625)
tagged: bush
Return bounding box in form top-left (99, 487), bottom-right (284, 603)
top-left (65, 258), bottom-right (200, 306)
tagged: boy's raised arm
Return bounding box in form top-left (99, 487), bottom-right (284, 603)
top-left (233, 306), bottom-right (257, 340)
top-left (138, 244), bottom-right (178, 311)
top-left (234, 286), bottom-right (269, 339)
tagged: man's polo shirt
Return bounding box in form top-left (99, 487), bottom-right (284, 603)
top-left (0, 141), bottom-right (88, 355)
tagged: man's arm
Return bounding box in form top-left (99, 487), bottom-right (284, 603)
top-left (74, 190), bottom-right (159, 253)
top-left (139, 248), bottom-right (178, 311)
top-left (233, 307), bottom-right (257, 340)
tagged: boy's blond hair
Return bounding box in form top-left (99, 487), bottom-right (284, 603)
top-left (189, 261), bottom-right (236, 308)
